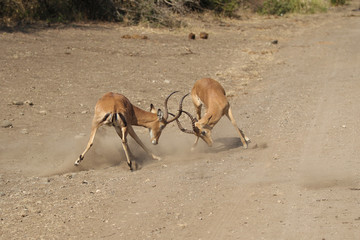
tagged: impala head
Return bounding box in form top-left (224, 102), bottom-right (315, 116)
top-left (148, 92), bottom-right (188, 145)
top-left (176, 111), bottom-right (213, 147)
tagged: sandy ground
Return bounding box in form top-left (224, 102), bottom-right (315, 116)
top-left (1, 2), bottom-right (360, 239)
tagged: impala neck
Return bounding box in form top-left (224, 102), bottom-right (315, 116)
top-left (132, 105), bottom-right (158, 128)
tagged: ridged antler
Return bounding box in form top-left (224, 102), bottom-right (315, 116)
top-left (164, 93), bottom-right (189, 124)
top-left (175, 110), bottom-right (199, 134)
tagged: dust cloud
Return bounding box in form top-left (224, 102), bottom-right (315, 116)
top-left (1, 115), bottom-right (252, 178)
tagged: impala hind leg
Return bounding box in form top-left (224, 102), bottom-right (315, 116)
top-left (127, 125), bottom-right (161, 161)
top-left (226, 107), bottom-right (249, 149)
top-left (114, 126), bottom-right (135, 159)
top-left (75, 124), bottom-right (99, 166)
top-left (118, 126), bottom-right (138, 171)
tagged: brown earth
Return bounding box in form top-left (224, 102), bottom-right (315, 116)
top-left (1, 2), bottom-right (360, 239)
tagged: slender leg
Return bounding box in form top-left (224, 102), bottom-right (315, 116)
top-left (195, 105), bottom-right (202, 120)
top-left (226, 107), bottom-right (249, 149)
top-left (127, 125), bottom-right (161, 160)
top-left (119, 126), bottom-right (138, 171)
top-left (191, 96), bottom-right (202, 151)
top-left (114, 126), bottom-right (134, 159)
top-left (191, 136), bottom-right (200, 152)
top-left (75, 123), bottom-right (99, 166)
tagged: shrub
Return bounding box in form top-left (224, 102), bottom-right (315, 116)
top-left (260, 0), bottom-right (328, 15)
top-left (330, 0), bottom-right (346, 5)
top-left (200, 0), bottom-right (240, 16)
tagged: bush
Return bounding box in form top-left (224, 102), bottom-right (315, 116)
top-left (260, 0), bottom-right (292, 15)
top-left (260, 0), bottom-right (328, 15)
top-left (330, 0), bottom-right (346, 5)
top-left (0, 0), bottom-right (201, 26)
top-left (200, 0), bottom-right (240, 16)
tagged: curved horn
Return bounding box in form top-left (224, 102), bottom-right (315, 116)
top-left (175, 110), bottom-right (199, 134)
top-left (165, 93), bottom-right (189, 124)
top-left (163, 91), bottom-right (179, 121)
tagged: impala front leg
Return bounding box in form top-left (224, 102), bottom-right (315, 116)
top-left (127, 126), bottom-right (161, 161)
top-left (191, 136), bottom-right (200, 152)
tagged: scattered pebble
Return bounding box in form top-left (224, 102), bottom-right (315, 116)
top-left (188, 33), bottom-right (195, 40)
top-left (164, 79), bottom-right (170, 84)
top-left (20, 129), bottom-right (29, 134)
top-left (1, 121), bottom-right (13, 128)
top-left (12, 101), bottom-right (24, 106)
top-left (67, 173), bottom-right (77, 179)
top-left (39, 110), bottom-right (47, 115)
top-left (81, 110), bottom-right (88, 114)
top-left (24, 100), bottom-right (34, 106)
top-left (271, 40), bottom-right (279, 44)
top-left (200, 32), bottom-right (209, 39)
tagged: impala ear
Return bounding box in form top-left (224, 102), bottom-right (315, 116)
top-left (150, 104), bottom-right (156, 113)
top-left (157, 109), bottom-right (164, 121)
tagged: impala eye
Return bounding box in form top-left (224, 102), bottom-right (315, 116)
top-left (201, 131), bottom-right (206, 136)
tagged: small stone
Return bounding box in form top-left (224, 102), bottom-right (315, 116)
top-left (20, 129), bottom-right (29, 134)
top-left (164, 80), bottom-right (170, 84)
top-left (39, 110), bottom-right (47, 115)
top-left (1, 121), bottom-right (13, 128)
top-left (200, 32), bottom-right (209, 39)
top-left (81, 110), bottom-right (88, 114)
top-left (67, 173), bottom-right (77, 179)
top-left (12, 101), bottom-right (24, 105)
top-left (341, 125), bottom-right (346, 128)
top-left (24, 100), bottom-right (34, 106)
top-left (188, 33), bottom-right (195, 40)
top-left (82, 180), bottom-right (88, 184)
top-left (271, 40), bottom-right (279, 44)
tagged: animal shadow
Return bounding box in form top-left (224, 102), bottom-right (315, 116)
top-left (207, 137), bottom-right (244, 153)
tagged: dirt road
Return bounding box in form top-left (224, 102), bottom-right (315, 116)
top-left (1, 3), bottom-right (360, 239)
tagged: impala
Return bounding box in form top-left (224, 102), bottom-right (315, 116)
top-left (75, 91), bottom-right (187, 170)
top-left (176, 78), bottom-right (250, 150)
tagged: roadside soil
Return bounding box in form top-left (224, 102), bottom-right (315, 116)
top-left (1, 2), bottom-right (360, 239)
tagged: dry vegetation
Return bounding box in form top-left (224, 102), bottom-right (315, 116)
top-left (0, 0), bottom-right (346, 28)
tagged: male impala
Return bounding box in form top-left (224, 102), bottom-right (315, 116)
top-left (176, 78), bottom-right (250, 150)
top-left (75, 91), bottom-right (186, 171)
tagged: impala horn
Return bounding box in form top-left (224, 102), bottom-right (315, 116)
top-left (174, 110), bottom-right (199, 134)
top-left (164, 92), bottom-right (189, 124)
